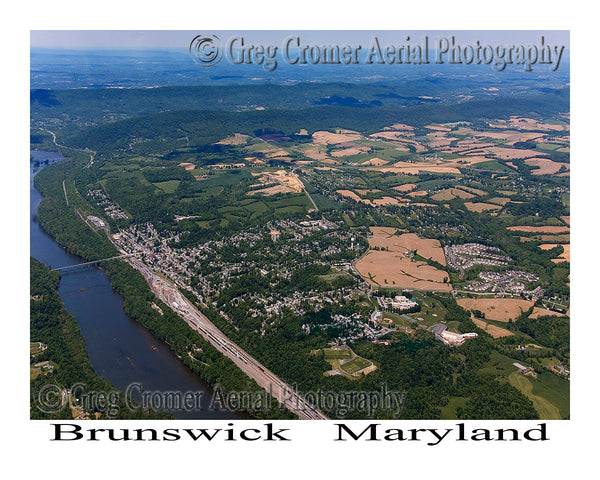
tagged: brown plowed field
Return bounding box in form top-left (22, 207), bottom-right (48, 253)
top-left (355, 228), bottom-right (451, 291)
top-left (457, 298), bottom-right (534, 322)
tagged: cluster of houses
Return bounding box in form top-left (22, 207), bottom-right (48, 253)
top-left (444, 243), bottom-right (511, 270)
top-left (465, 270), bottom-right (544, 297)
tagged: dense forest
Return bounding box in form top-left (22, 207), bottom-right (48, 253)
top-left (31, 79), bottom-right (566, 129)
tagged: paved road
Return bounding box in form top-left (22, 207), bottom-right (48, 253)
top-left (126, 256), bottom-right (328, 420)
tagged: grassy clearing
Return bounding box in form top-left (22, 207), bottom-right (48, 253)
top-left (440, 396), bottom-right (469, 419)
top-left (473, 160), bottom-right (515, 172)
top-left (508, 372), bottom-right (561, 420)
top-left (153, 180), bottom-right (180, 193)
top-left (380, 312), bottom-right (414, 328)
top-left (340, 356), bottom-right (372, 374)
top-left (323, 348), bottom-right (353, 360)
top-left (406, 294), bottom-right (448, 326)
top-left (342, 213), bottom-right (354, 226)
top-left (535, 143), bottom-right (561, 151)
top-left (529, 371), bottom-right (570, 418)
top-left (478, 350), bottom-right (522, 377)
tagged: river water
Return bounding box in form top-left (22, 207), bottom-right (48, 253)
top-left (30, 151), bottom-right (241, 419)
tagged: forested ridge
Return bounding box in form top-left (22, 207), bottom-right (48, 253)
top-left (61, 88), bottom-right (569, 155)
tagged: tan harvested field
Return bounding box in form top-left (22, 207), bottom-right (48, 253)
top-left (454, 127), bottom-right (476, 136)
top-left (457, 298), bottom-right (534, 322)
top-left (507, 116), bottom-right (569, 132)
top-left (408, 190), bottom-right (428, 197)
top-left (336, 190), bottom-right (372, 205)
top-left (472, 318), bottom-right (514, 338)
top-left (354, 189), bottom-right (381, 195)
top-left (394, 145), bottom-right (411, 152)
top-left (449, 143), bottom-right (496, 155)
top-left (473, 130), bottom-right (545, 144)
top-left (367, 228), bottom-right (446, 264)
top-left (455, 186), bottom-right (487, 196)
top-left (507, 225), bottom-right (570, 234)
top-left (464, 202), bottom-right (502, 212)
top-left (336, 189), bottom-right (361, 201)
top-left (178, 162), bottom-right (196, 170)
top-left (539, 243), bottom-right (570, 263)
top-left (372, 196), bottom-right (403, 206)
top-left (561, 216), bottom-right (570, 225)
top-left (312, 130), bottom-right (363, 144)
top-left (393, 183), bottom-right (417, 192)
top-left (355, 227), bottom-right (450, 290)
top-left (373, 165), bottom-right (462, 174)
top-left (431, 188), bottom-right (475, 201)
top-left (487, 197), bottom-right (511, 206)
top-left (362, 157), bottom-right (389, 166)
top-left (331, 146), bottom-right (371, 157)
top-left (265, 150), bottom-right (291, 159)
top-left (529, 307), bottom-right (568, 319)
top-left (369, 133), bottom-right (428, 152)
top-left (370, 131), bottom-right (412, 140)
top-left (525, 157), bottom-right (570, 175)
top-left (388, 123), bottom-right (415, 131)
top-left (426, 125), bottom-right (452, 132)
top-left (356, 251), bottom-right (451, 290)
top-left (299, 144), bottom-right (330, 161)
top-left (215, 133), bottom-right (250, 145)
top-left (485, 147), bottom-right (540, 160)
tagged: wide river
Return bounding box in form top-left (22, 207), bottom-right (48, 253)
top-left (30, 151), bottom-right (243, 419)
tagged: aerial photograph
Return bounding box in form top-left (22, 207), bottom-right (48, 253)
top-left (30, 30), bottom-right (571, 422)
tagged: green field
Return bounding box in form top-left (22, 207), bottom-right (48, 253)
top-left (323, 348), bottom-right (353, 360)
top-left (440, 396), bottom-right (469, 419)
top-left (508, 372), bottom-right (561, 419)
top-left (479, 351), bottom-right (569, 419)
top-left (474, 160), bottom-right (515, 173)
top-left (405, 294), bottom-right (448, 326)
top-left (153, 180), bottom-right (180, 193)
top-left (478, 350), bottom-right (523, 377)
top-left (380, 311), bottom-right (415, 328)
top-left (535, 143), bottom-right (562, 151)
top-left (339, 356), bottom-right (372, 374)
top-left (529, 371), bottom-right (570, 418)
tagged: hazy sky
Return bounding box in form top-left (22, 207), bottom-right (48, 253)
top-left (31, 30), bottom-right (569, 50)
